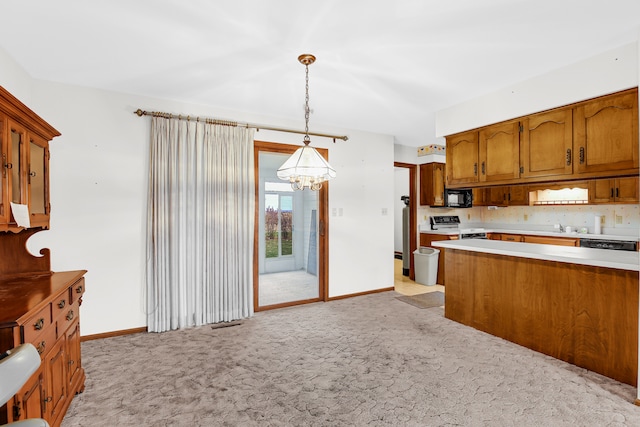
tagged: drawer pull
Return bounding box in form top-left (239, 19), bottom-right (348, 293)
top-left (58, 299), bottom-right (66, 309)
top-left (37, 341), bottom-right (46, 355)
top-left (76, 285), bottom-right (83, 294)
top-left (66, 310), bottom-right (75, 321)
top-left (34, 318), bottom-right (45, 330)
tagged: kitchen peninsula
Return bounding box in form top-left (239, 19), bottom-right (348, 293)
top-left (432, 239), bottom-right (640, 399)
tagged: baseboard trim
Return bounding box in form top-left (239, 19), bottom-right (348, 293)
top-left (80, 288), bottom-right (395, 339)
top-left (327, 287), bottom-right (394, 301)
top-left (81, 326), bottom-right (147, 342)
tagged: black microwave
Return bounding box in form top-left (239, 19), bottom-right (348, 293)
top-left (445, 188), bottom-right (473, 208)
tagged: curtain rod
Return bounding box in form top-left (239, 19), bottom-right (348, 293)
top-left (134, 109), bottom-right (348, 142)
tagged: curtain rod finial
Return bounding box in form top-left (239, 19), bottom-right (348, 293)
top-left (134, 109), bottom-right (145, 117)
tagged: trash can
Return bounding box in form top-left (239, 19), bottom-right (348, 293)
top-left (413, 247), bottom-right (439, 286)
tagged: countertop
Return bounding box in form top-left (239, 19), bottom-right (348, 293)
top-left (420, 227), bottom-right (639, 242)
top-left (431, 239), bottom-right (640, 272)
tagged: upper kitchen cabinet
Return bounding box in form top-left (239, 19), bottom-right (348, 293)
top-left (588, 177), bottom-right (639, 204)
top-left (445, 130), bottom-right (479, 186)
top-left (420, 162), bottom-right (445, 206)
top-left (478, 120), bottom-right (520, 182)
top-left (573, 89), bottom-right (638, 176)
top-left (0, 86), bottom-right (60, 232)
top-left (520, 108), bottom-right (573, 179)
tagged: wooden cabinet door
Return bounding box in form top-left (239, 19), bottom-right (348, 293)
top-left (520, 108), bottom-right (573, 178)
top-left (487, 187), bottom-right (507, 206)
top-left (479, 121), bottom-right (520, 182)
top-left (589, 177), bottom-right (638, 204)
top-left (574, 89), bottom-right (639, 175)
top-left (419, 163), bottom-right (444, 206)
top-left (446, 131), bottom-right (479, 186)
top-left (500, 234), bottom-right (523, 242)
top-left (0, 116), bottom-right (6, 226)
top-left (472, 187), bottom-right (487, 206)
top-left (523, 235), bottom-right (579, 246)
top-left (66, 319), bottom-right (82, 390)
top-left (44, 337), bottom-right (67, 424)
top-left (10, 367), bottom-right (45, 422)
top-left (614, 177), bottom-right (639, 203)
top-left (506, 186), bottom-right (529, 206)
top-left (588, 179), bottom-right (614, 204)
top-left (27, 135), bottom-right (50, 229)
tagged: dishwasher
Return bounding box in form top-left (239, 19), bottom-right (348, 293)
top-left (579, 238), bottom-right (637, 251)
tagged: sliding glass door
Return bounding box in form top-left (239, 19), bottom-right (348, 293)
top-left (254, 141), bottom-right (328, 310)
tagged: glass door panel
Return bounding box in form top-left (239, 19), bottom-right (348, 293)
top-left (10, 127), bottom-right (23, 204)
top-left (29, 140), bottom-right (46, 214)
top-left (257, 150), bottom-right (320, 308)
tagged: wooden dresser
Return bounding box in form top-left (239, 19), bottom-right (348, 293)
top-left (0, 86), bottom-right (86, 426)
top-left (0, 268), bottom-right (87, 426)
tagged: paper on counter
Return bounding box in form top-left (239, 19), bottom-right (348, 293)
top-left (10, 202), bottom-right (31, 228)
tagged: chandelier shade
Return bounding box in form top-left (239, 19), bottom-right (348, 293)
top-left (276, 145), bottom-right (337, 190)
top-left (277, 53), bottom-right (336, 191)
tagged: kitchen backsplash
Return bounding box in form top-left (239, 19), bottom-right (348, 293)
top-left (418, 204), bottom-right (640, 237)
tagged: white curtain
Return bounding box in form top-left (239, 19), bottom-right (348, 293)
top-left (146, 116), bottom-right (255, 333)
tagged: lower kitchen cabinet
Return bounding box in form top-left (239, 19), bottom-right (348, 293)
top-left (522, 235), bottom-right (579, 246)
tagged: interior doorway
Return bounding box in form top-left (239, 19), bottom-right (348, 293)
top-left (253, 141), bottom-right (328, 311)
top-left (393, 162), bottom-right (417, 280)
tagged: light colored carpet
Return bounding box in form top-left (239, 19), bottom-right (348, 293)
top-left (62, 291), bottom-right (640, 426)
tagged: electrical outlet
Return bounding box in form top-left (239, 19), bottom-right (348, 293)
top-left (467, 213), bottom-right (471, 220)
top-left (601, 215), bottom-right (605, 225)
top-left (524, 214), bottom-right (528, 221)
top-left (616, 215), bottom-right (623, 224)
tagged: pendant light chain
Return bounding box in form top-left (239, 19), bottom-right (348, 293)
top-left (303, 62), bottom-right (311, 145)
top-left (276, 53), bottom-right (337, 191)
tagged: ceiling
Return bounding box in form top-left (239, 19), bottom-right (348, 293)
top-left (1, 0), bottom-right (639, 147)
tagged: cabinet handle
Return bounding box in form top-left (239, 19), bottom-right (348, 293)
top-left (12, 402), bottom-right (21, 419)
top-left (579, 147), bottom-right (585, 164)
top-left (66, 310), bottom-right (75, 321)
top-left (473, 163), bottom-right (477, 176)
top-left (611, 188), bottom-right (614, 198)
top-left (34, 318), bottom-right (45, 330)
top-left (68, 359), bottom-right (75, 367)
top-left (481, 162), bottom-right (485, 175)
top-left (566, 149), bottom-right (571, 165)
top-left (36, 341), bottom-right (46, 355)
top-left (58, 299), bottom-right (66, 309)
top-left (76, 285), bottom-right (83, 293)
top-left (29, 171), bottom-right (36, 177)
top-left (616, 188), bottom-right (619, 198)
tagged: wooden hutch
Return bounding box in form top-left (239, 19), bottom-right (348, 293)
top-left (0, 86), bottom-right (86, 427)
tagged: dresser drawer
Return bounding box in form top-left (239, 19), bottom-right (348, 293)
top-left (30, 323), bottom-right (57, 359)
top-left (52, 289), bottom-right (72, 321)
top-left (57, 301), bottom-right (80, 333)
top-left (69, 277), bottom-right (85, 304)
top-left (21, 304), bottom-right (52, 345)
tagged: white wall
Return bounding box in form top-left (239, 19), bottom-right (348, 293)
top-left (436, 42), bottom-right (639, 137)
top-left (1, 53), bottom-right (395, 336)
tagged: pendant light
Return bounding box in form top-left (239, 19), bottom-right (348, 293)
top-left (277, 54), bottom-right (336, 191)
